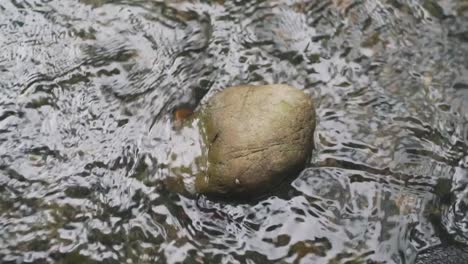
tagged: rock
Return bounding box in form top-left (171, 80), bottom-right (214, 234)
top-left (415, 243), bottom-right (468, 264)
top-left (194, 84), bottom-right (316, 198)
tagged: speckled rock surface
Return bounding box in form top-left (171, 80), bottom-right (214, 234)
top-left (195, 84), bottom-right (315, 198)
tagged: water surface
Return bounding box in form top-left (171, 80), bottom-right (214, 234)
top-left (1, 0), bottom-right (468, 263)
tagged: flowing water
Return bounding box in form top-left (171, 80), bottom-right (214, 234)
top-left (1, 0), bottom-right (468, 263)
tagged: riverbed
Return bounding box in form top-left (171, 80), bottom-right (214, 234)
top-left (1, 0), bottom-right (468, 263)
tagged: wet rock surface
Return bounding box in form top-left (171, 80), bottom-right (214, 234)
top-left (415, 244), bottom-right (468, 264)
top-left (195, 84), bottom-right (315, 198)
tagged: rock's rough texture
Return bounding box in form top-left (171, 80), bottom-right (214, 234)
top-left (195, 84), bottom-right (315, 197)
top-left (415, 244), bottom-right (468, 264)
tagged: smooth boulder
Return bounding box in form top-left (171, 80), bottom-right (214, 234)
top-left (195, 84), bottom-right (316, 198)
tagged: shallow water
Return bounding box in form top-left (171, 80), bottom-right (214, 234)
top-left (1, 0), bottom-right (468, 263)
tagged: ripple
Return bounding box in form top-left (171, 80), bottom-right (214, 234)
top-left (1, 0), bottom-right (468, 263)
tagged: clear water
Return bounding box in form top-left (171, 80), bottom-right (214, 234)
top-left (1, 0), bottom-right (468, 263)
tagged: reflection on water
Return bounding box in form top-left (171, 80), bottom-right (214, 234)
top-left (1, 0), bottom-right (468, 263)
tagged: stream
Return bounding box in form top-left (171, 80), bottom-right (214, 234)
top-left (1, 0), bottom-right (468, 263)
